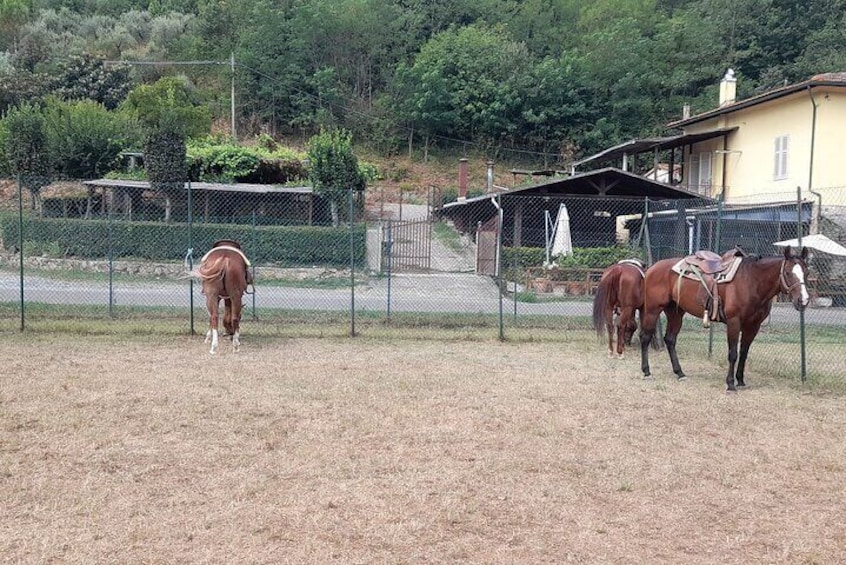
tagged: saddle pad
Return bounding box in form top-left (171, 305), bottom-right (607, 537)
top-left (200, 245), bottom-right (252, 267)
top-left (617, 259), bottom-right (645, 277)
top-left (671, 256), bottom-right (742, 284)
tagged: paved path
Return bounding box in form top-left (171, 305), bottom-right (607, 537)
top-left (1, 270), bottom-right (842, 328)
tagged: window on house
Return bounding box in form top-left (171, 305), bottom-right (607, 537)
top-left (774, 135), bottom-right (789, 180)
top-left (688, 152), bottom-right (712, 196)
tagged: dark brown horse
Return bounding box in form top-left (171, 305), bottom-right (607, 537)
top-left (194, 239), bottom-right (253, 354)
top-left (592, 259), bottom-right (645, 358)
top-left (639, 246), bottom-right (809, 391)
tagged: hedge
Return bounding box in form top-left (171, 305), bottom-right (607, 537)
top-left (0, 214), bottom-right (366, 268)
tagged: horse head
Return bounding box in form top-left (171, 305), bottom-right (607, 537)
top-left (780, 246), bottom-right (810, 311)
top-left (622, 315), bottom-right (639, 346)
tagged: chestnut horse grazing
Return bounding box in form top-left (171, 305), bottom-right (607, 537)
top-left (592, 259), bottom-right (645, 358)
top-left (639, 247), bottom-right (809, 391)
top-left (194, 239), bottom-right (253, 354)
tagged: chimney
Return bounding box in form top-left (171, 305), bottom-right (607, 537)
top-left (486, 160), bottom-right (494, 192)
top-left (719, 68), bottom-right (736, 107)
top-left (458, 158), bottom-right (468, 201)
top-left (682, 104), bottom-right (691, 120)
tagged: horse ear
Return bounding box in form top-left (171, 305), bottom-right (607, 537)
top-left (782, 246), bottom-right (791, 259)
top-left (800, 246), bottom-right (809, 260)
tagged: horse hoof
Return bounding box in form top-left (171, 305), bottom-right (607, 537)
top-left (617, 353), bottom-right (625, 359)
top-left (726, 388), bottom-right (737, 394)
top-left (642, 375), bottom-right (653, 380)
top-left (677, 374), bottom-right (687, 381)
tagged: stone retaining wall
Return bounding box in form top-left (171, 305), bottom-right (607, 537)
top-left (0, 252), bottom-right (352, 282)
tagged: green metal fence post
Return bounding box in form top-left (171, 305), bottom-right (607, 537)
top-left (250, 211), bottom-right (257, 320)
top-left (188, 180), bottom-right (195, 335)
top-left (708, 194), bottom-right (724, 357)
top-left (494, 195), bottom-right (504, 341)
top-left (798, 185), bottom-right (806, 382)
top-left (108, 193), bottom-right (114, 318)
top-left (17, 174), bottom-right (24, 331)
top-left (349, 188), bottom-right (356, 337)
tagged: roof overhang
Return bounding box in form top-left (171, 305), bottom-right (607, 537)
top-left (84, 179), bottom-right (313, 195)
top-left (441, 167), bottom-right (708, 221)
top-left (572, 128), bottom-right (738, 169)
top-left (668, 75), bottom-right (846, 128)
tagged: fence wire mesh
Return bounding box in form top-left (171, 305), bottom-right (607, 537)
top-left (1, 176), bottom-right (845, 387)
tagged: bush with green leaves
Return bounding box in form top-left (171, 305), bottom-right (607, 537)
top-left (43, 97), bottom-right (138, 180)
top-left (185, 136), bottom-right (308, 184)
top-left (187, 140), bottom-right (261, 182)
top-left (307, 128), bottom-right (366, 226)
top-left (503, 245), bottom-right (644, 281)
top-left (555, 247), bottom-right (642, 268)
top-left (0, 214), bottom-right (366, 268)
top-left (4, 102), bottom-right (50, 213)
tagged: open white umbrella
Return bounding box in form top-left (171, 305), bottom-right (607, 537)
top-left (773, 233), bottom-right (846, 256)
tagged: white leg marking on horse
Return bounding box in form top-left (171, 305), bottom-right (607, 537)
top-left (204, 329), bottom-right (212, 343)
top-left (232, 330), bottom-right (241, 352)
top-left (210, 329), bottom-right (219, 355)
top-left (792, 264), bottom-right (810, 306)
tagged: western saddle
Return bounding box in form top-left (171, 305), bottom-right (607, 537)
top-left (679, 246), bottom-right (747, 327)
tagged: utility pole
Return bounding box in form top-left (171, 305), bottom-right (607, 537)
top-left (230, 52), bottom-right (236, 140)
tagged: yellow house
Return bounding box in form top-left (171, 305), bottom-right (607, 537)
top-left (668, 70), bottom-right (846, 204)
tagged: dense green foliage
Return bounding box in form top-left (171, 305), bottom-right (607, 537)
top-left (1, 0), bottom-right (844, 166)
top-left (120, 76), bottom-right (211, 216)
top-left (4, 103), bottom-right (50, 212)
top-left (42, 98), bottom-right (136, 179)
top-left (307, 128), bottom-right (366, 226)
top-left (186, 136), bottom-right (308, 184)
top-left (503, 245), bottom-right (641, 271)
top-left (0, 214), bottom-right (367, 267)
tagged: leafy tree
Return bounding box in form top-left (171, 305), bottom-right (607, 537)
top-left (500, 0), bottom-right (581, 58)
top-left (519, 55), bottom-right (595, 158)
top-left (307, 128), bottom-right (365, 226)
top-left (4, 102), bottom-right (50, 215)
top-left (42, 97), bottom-right (137, 179)
top-left (392, 24), bottom-right (535, 150)
top-left (52, 53), bottom-right (133, 110)
top-left (0, 0), bottom-right (32, 52)
top-left (120, 76), bottom-right (211, 221)
top-left (0, 67), bottom-right (50, 114)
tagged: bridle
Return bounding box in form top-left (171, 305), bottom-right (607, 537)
top-left (778, 258), bottom-right (807, 294)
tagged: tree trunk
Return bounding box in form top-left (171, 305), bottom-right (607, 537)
top-left (330, 200), bottom-right (340, 227)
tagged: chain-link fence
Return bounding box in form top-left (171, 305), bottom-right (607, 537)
top-left (2, 176), bottom-right (845, 386)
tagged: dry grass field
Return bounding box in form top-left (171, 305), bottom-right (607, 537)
top-left (2, 332), bottom-right (845, 564)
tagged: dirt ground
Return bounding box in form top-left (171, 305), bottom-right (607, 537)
top-left (2, 333), bottom-right (845, 564)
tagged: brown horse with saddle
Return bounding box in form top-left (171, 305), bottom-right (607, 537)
top-left (193, 239), bottom-right (254, 354)
top-left (639, 246), bottom-right (810, 391)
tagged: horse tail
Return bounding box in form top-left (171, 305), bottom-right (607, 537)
top-left (194, 255), bottom-right (228, 282)
top-left (592, 267), bottom-right (620, 337)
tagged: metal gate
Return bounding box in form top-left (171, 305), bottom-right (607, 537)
top-left (475, 215), bottom-right (500, 275)
top-left (382, 219), bottom-right (432, 272)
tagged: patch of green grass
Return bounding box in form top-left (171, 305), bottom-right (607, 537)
top-left (0, 266), bottom-right (185, 284)
top-left (433, 221), bottom-right (464, 253)
top-left (512, 291), bottom-right (539, 303)
top-left (257, 276), bottom-right (363, 289)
